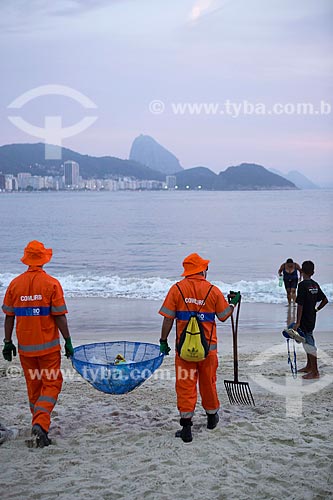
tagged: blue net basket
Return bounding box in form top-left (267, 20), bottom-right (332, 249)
top-left (71, 341), bottom-right (164, 394)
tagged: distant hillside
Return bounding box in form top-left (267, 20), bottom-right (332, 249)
top-left (269, 168), bottom-right (318, 189)
top-left (0, 143), bottom-right (165, 181)
top-left (215, 163), bottom-right (296, 190)
top-left (285, 170), bottom-right (319, 189)
top-left (129, 135), bottom-right (183, 175)
top-left (175, 166), bottom-right (217, 189)
top-left (0, 142), bottom-right (298, 190)
top-left (174, 163), bottom-right (296, 190)
top-left (128, 135), bottom-right (295, 190)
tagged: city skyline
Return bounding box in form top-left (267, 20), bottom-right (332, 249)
top-left (0, 1), bottom-right (332, 184)
top-left (0, 168), bottom-right (169, 192)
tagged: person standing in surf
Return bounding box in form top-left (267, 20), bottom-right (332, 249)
top-left (278, 258), bottom-right (302, 304)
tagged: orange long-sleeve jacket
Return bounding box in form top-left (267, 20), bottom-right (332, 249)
top-left (159, 275), bottom-right (232, 346)
top-left (2, 266), bottom-right (68, 356)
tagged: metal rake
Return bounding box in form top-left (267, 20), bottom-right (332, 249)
top-left (224, 295), bottom-right (255, 406)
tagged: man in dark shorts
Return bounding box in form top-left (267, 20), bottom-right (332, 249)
top-left (278, 258), bottom-right (302, 304)
top-left (295, 260), bottom-right (328, 379)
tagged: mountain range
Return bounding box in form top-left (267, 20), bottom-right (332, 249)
top-left (173, 163), bottom-right (296, 190)
top-left (0, 142), bottom-right (165, 181)
top-left (0, 140), bottom-right (299, 190)
top-left (130, 135), bottom-right (316, 190)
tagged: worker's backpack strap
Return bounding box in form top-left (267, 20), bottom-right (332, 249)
top-left (175, 284), bottom-right (214, 361)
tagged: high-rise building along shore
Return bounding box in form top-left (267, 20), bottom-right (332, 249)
top-left (64, 161), bottom-right (80, 187)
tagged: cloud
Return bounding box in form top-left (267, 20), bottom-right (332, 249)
top-left (0, 0), bottom-right (123, 33)
top-left (188, 0), bottom-right (233, 24)
top-left (189, 0), bottom-right (214, 22)
top-left (47, 0), bottom-right (120, 17)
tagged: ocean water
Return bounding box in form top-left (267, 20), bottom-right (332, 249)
top-left (0, 190), bottom-right (332, 304)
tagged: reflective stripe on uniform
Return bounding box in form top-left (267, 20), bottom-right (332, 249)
top-left (180, 411), bottom-right (194, 418)
top-left (51, 304), bottom-right (67, 314)
top-left (14, 306), bottom-right (51, 317)
top-left (18, 338), bottom-right (60, 353)
top-left (206, 408), bottom-right (219, 414)
top-left (216, 305), bottom-right (233, 320)
top-left (159, 306), bottom-right (176, 318)
top-left (37, 395), bottom-right (57, 405)
top-left (33, 405), bottom-right (50, 414)
top-left (2, 304), bottom-right (15, 314)
top-left (176, 311), bottom-right (215, 322)
top-left (209, 344), bottom-right (217, 351)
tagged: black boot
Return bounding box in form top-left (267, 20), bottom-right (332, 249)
top-left (175, 418), bottom-right (193, 443)
top-left (207, 412), bottom-right (219, 430)
top-left (32, 424), bottom-right (51, 448)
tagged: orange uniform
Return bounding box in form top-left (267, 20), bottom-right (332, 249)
top-left (159, 274), bottom-right (232, 418)
top-left (2, 266), bottom-right (68, 432)
top-left (2, 267), bottom-right (67, 356)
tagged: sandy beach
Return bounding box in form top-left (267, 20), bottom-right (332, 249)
top-left (1, 298), bottom-right (332, 500)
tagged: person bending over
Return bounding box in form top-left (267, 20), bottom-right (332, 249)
top-left (278, 258), bottom-right (302, 304)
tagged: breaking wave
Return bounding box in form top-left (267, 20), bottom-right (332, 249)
top-left (0, 273), bottom-right (332, 304)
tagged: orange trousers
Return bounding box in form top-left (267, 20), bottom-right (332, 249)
top-left (175, 350), bottom-right (220, 418)
top-left (20, 351), bottom-right (63, 432)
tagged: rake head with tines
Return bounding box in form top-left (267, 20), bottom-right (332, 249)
top-left (224, 379), bottom-right (255, 406)
top-left (224, 293), bottom-right (255, 406)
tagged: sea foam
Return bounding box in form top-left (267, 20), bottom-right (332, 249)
top-left (1, 273), bottom-right (332, 304)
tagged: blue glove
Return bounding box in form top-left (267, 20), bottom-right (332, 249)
top-left (159, 339), bottom-right (171, 355)
top-left (2, 341), bottom-right (17, 362)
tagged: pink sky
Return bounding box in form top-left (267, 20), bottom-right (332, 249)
top-left (0, 0), bottom-right (332, 185)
